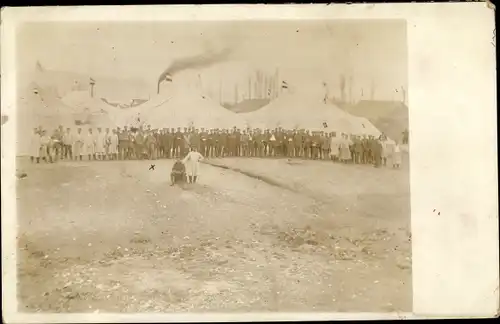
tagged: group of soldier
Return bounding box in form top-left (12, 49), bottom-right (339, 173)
top-left (29, 125), bottom-right (403, 168)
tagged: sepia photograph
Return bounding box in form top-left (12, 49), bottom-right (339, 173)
top-left (13, 19), bottom-right (411, 313)
top-left (2, 3), bottom-right (497, 321)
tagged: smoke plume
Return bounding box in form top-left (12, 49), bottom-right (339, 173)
top-left (157, 47), bottom-right (233, 94)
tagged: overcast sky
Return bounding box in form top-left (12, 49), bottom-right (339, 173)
top-left (17, 20), bottom-right (407, 101)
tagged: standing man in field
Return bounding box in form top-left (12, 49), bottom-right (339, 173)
top-left (62, 127), bottom-right (73, 160)
top-left (182, 146), bottom-right (204, 184)
top-left (108, 128), bottom-right (119, 160)
top-left (321, 132), bottom-right (330, 160)
top-left (85, 128), bottom-right (95, 161)
top-left (40, 130), bottom-right (53, 163)
top-left (73, 127), bottom-right (84, 161)
top-left (145, 130), bottom-right (157, 160)
top-left (118, 127), bottom-right (128, 160)
top-left (29, 127), bottom-right (41, 163)
top-left (241, 130), bottom-right (250, 157)
top-left (329, 132), bottom-right (340, 161)
top-left (134, 129), bottom-right (145, 160)
top-left (95, 127), bottom-right (106, 160)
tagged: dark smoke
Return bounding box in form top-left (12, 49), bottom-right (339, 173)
top-left (157, 48), bottom-right (232, 94)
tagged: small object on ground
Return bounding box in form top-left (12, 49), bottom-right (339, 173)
top-left (16, 172), bottom-right (28, 179)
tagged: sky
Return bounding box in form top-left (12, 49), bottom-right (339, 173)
top-left (17, 20), bottom-right (408, 102)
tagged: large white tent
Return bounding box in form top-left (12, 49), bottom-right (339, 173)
top-left (127, 84), bottom-right (247, 129)
top-left (243, 93), bottom-right (381, 136)
top-left (143, 94), bottom-right (246, 129)
top-left (60, 91), bottom-right (122, 128)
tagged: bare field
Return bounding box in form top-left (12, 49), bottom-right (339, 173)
top-left (16, 156), bottom-right (411, 313)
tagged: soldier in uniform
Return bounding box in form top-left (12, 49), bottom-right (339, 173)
top-left (191, 128), bottom-right (201, 154)
top-left (240, 130), bottom-right (249, 157)
top-left (286, 130), bottom-right (294, 157)
top-left (62, 127), bottom-right (73, 160)
top-left (85, 128), bottom-right (96, 161)
top-left (173, 127), bottom-right (182, 158)
top-left (144, 130), bottom-right (157, 160)
top-left (200, 128), bottom-right (208, 157)
top-left (29, 127), bottom-right (41, 163)
top-left (73, 127), bottom-right (84, 161)
top-left (51, 126), bottom-right (63, 161)
top-left (40, 130), bottom-right (53, 163)
top-left (135, 129), bottom-right (145, 160)
top-left (227, 129), bottom-right (235, 157)
top-left (293, 130), bottom-right (302, 158)
top-left (234, 128), bottom-right (241, 156)
top-left (208, 129), bottom-right (215, 157)
top-left (221, 129), bottom-right (229, 157)
top-left (321, 131), bottom-right (330, 160)
top-left (353, 135), bottom-right (364, 164)
top-left (303, 130), bottom-right (311, 159)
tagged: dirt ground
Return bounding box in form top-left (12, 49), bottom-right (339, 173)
top-left (16, 155), bottom-right (411, 313)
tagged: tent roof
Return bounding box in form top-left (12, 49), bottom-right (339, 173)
top-left (60, 91), bottom-right (116, 114)
top-left (243, 93), bottom-right (381, 135)
top-left (136, 91), bottom-right (247, 129)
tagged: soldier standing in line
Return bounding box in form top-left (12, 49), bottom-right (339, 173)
top-left (240, 130), bottom-right (249, 157)
top-left (303, 130), bottom-right (311, 159)
top-left (353, 135), bottom-right (363, 164)
top-left (200, 128), bottom-right (208, 157)
top-left (286, 130), bottom-right (294, 158)
top-left (250, 129), bottom-right (258, 157)
top-left (212, 129), bottom-right (219, 157)
top-left (29, 127), bottom-right (41, 163)
top-left (62, 127), bottom-right (73, 160)
top-left (95, 127), bottom-right (106, 161)
top-left (85, 128), bottom-right (96, 161)
top-left (104, 128), bottom-right (112, 160)
top-left (329, 132), bottom-right (340, 162)
top-left (227, 129), bottom-right (235, 157)
top-left (173, 127), bottom-right (182, 158)
top-left (135, 129), bottom-right (145, 160)
top-left (164, 129), bottom-right (173, 158)
top-left (167, 128), bottom-right (175, 158)
top-left (128, 128), bottom-right (136, 160)
top-left (235, 128), bottom-right (242, 157)
top-left (144, 130), bottom-right (156, 160)
top-left (191, 128), bottom-right (201, 154)
top-left (72, 127), bottom-right (84, 161)
top-left (222, 129), bottom-right (229, 157)
top-left (293, 129), bottom-right (302, 158)
top-left (117, 127), bottom-right (125, 160)
top-left (321, 131), bottom-right (330, 160)
top-left (40, 130), bottom-right (52, 163)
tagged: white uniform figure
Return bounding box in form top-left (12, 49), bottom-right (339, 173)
top-left (182, 148), bottom-right (204, 183)
top-left (108, 129), bottom-right (119, 158)
top-left (73, 128), bottom-right (84, 159)
top-left (329, 135), bottom-right (340, 160)
top-left (39, 131), bottom-right (52, 161)
top-left (29, 128), bottom-right (41, 160)
top-left (95, 128), bottom-right (106, 158)
top-left (85, 128), bottom-right (96, 159)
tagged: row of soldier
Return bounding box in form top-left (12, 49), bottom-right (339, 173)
top-left (29, 125), bottom-right (403, 167)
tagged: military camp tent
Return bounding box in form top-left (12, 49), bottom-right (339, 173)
top-left (139, 91), bottom-right (246, 130)
top-left (243, 93), bottom-right (381, 136)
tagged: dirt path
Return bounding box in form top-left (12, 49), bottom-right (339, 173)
top-left (17, 157), bottom-right (411, 313)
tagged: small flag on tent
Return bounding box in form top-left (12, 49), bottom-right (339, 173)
top-left (281, 81), bottom-right (289, 89)
top-left (323, 122), bottom-right (328, 128)
top-left (90, 77), bottom-right (96, 84)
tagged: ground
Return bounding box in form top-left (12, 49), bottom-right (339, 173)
top-left (16, 155), bottom-right (411, 313)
